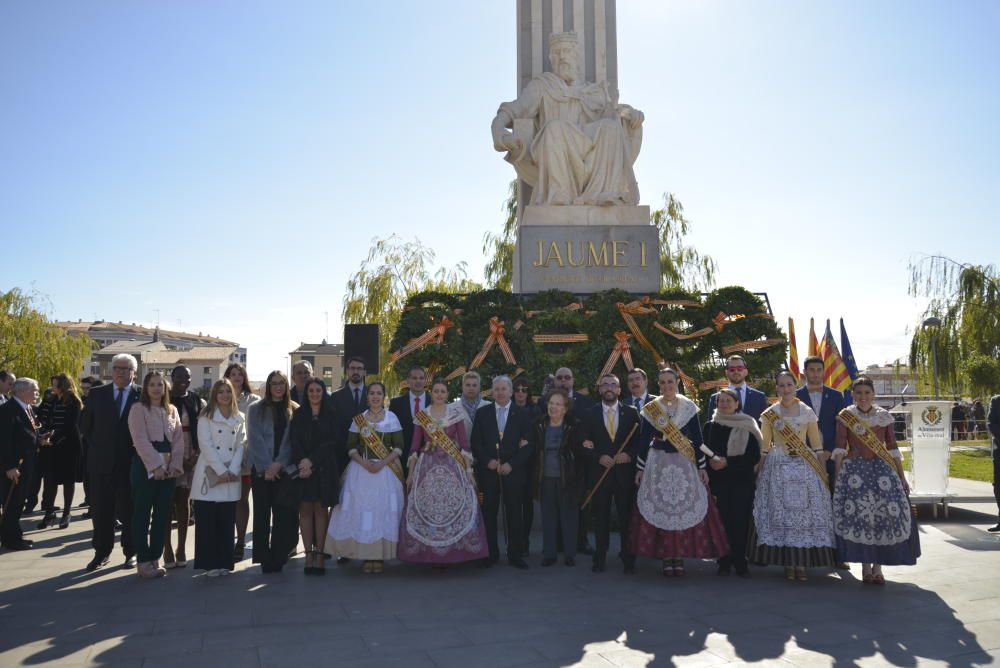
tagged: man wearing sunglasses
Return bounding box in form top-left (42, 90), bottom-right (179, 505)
top-left (707, 355), bottom-right (766, 422)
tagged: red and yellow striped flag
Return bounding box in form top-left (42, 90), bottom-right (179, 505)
top-left (807, 318), bottom-right (820, 358)
top-left (787, 317), bottom-right (800, 381)
top-left (819, 319), bottom-right (852, 392)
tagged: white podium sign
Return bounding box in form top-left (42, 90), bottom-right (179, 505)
top-left (906, 401), bottom-right (952, 496)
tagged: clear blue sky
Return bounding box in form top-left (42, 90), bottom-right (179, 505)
top-left (2, 1), bottom-right (997, 379)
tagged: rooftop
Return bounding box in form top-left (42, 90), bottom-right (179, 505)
top-left (290, 340), bottom-right (344, 356)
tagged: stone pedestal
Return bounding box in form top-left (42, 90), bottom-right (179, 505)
top-left (512, 205), bottom-right (660, 294)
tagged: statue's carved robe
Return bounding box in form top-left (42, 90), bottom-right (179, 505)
top-left (498, 73), bottom-right (641, 206)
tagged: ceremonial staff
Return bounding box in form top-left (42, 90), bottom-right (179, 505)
top-left (496, 438), bottom-right (508, 548)
top-left (0, 459), bottom-right (22, 522)
top-left (581, 423), bottom-right (638, 510)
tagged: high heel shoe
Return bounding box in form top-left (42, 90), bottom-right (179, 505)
top-left (58, 512), bottom-right (71, 529)
top-left (37, 511), bottom-right (56, 530)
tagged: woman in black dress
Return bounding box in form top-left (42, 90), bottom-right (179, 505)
top-left (702, 388), bottom-right (762, 577)
top-left (290, 378), bottom-right (340, 575)
top-left (37, 374), bottom-right (83, 530)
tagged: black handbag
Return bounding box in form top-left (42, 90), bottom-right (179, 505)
top-left (272, 466), bottom-right (302, 510)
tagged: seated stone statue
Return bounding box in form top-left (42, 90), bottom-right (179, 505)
top-left (491, 31), bottom-right (644, 207)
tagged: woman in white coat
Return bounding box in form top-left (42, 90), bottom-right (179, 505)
top-left (191, 379), bottom-right (247, 576)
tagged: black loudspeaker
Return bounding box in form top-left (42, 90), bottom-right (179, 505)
top-left (344, 324), bottom-right (380, 372)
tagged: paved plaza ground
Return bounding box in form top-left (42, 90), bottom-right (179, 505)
top-left (1, 481), bottom-right (998, 667)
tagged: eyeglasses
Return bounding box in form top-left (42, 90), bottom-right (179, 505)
top-left (514, 387), bottom-right (529, 392)
top-left (726, 366), bottom-right (746, 372)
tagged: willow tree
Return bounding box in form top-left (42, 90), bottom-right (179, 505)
top-left (482, 180), bottom-right (517, 291)
top-left (652, 193), bottom-right (717, 292)
top-left (909, 255), bottom-right (1000, 396)
top-left (482, 183), bottom-right (718, 292)
top-left (342, 235), bottom-right (481, 387)
top-left (0, 288), bottom-right (92, 383)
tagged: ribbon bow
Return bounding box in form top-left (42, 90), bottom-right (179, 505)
top-left (469, 316), bottom-right (517, 369)
top-left (597, 331), bottom-right (635, 383)
top-left (616, 302), bottom-right (664, 364)
top-left (389, 315), bottom-right (454, 364)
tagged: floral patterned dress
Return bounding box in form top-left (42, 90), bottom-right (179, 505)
top-left (629, 395), bottom-right (730, 559)
top-left (832, 405), bottom-right (920, 565)
top-left (397, 405), bottom-right (489, 564)
top-left (747, 401), bottom-right (836, 568)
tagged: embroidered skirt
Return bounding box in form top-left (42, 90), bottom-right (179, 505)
top-left (326, 461), bottom-right (403, 560)
top-left (397, 448), bottom-right (489, 564)
top-left (748, 447), bottom-right (836, 567)
top-left (629, 451), bottom-right (729, 559)
top-left (833, 457), bottom-right (920, 565)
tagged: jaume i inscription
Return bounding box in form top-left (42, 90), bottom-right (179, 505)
top-left (532, 240), bottom-right (651, 268)
top-left (519, 225), bottom-right (660, 292)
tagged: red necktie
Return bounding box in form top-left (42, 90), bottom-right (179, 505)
top-left (414, 395), bottom-right (420, 416)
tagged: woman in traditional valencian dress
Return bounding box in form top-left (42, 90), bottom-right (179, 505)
top-left (326, 382), bottom-right (405, 574)
top-left (629, 368), bottom-right (729, 576)
top-left (397, 379), bottom-right (488, 566)
top-left (832, 376), bottom-right (920, 584)
top-left (748, 370), bottom-right (835, 581)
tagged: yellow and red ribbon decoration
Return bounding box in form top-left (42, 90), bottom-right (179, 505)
top-left (469, 317), bottom-right (517, 369)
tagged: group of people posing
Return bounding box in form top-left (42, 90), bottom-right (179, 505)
top-left (0, 352), bottom-right (919, 584)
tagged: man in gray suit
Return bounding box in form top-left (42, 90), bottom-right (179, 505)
top-left (80, 354), bottom-right (141, 571)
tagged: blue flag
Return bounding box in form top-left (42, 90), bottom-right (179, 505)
top-left (840, 318), bottom-right (859, 406)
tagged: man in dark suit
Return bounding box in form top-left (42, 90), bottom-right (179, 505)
top-left (708, 355), bottom-right (767, 422)
top-left (625, 368), bottom-right (656, 413)
top-left (988, 394), bottom-right (1000, 532)
top-left (80, 354), bottom-right (141, 571)
top-left (330, 356), bottom-right (368, 464)
top-left (580, 374), bottom-right (641, 574)
top-left (0, 378), bottom-right (40, 550)
top-left (796, 356), bottom-right (846, 472)
top-left (388, 365), bottom-right (430, 472)
top-left (471, 375), bottom-right (533, 568)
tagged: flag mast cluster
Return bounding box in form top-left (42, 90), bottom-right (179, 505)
top-left (786, 317), bottom-right (860, 399)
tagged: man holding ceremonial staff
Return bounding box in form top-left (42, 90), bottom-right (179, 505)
top-left (580, 373), bottom-right (641, 574)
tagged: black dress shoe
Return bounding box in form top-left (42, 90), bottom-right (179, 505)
top-left (577, 543), bottom-right (595, 556)
top-left (736, 569), bottom-right (751, 579)
top-left (717, 564), bottom-right (732, 576)
top-left (623, 563), bottom-right (636, 575)
top-left (988, 524), bottom-right (1000, 533)
top-left (565, 557), bottom-right (575, 567)
top-left (541, 557), bottom-right (557, 567)
top-left (4, 541), bottom-right (33, 551)
top-left (123, 556), bottom-right (137, 569)
top-left (86, 555), bottom-right (110, 572)
top-left (509, 557), bottom-right (529, 569)
top-left (336, 556), bottom-right (350, 564)
top-left (37, 511), bottom-right (56, 530)
top-left (592, 556), bottom-right (606, 573)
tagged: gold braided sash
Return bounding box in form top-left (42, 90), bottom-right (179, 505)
top-left (641, 400), bottom-right (697, 466)
top-left (414, 410), bottom-right (468, 471)
top-left (836, 409), bottom-right (898, 473)
top-left (761, 411), bottom-right (829, 490)
top-left (352, 414), bottom-right (405, 484)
